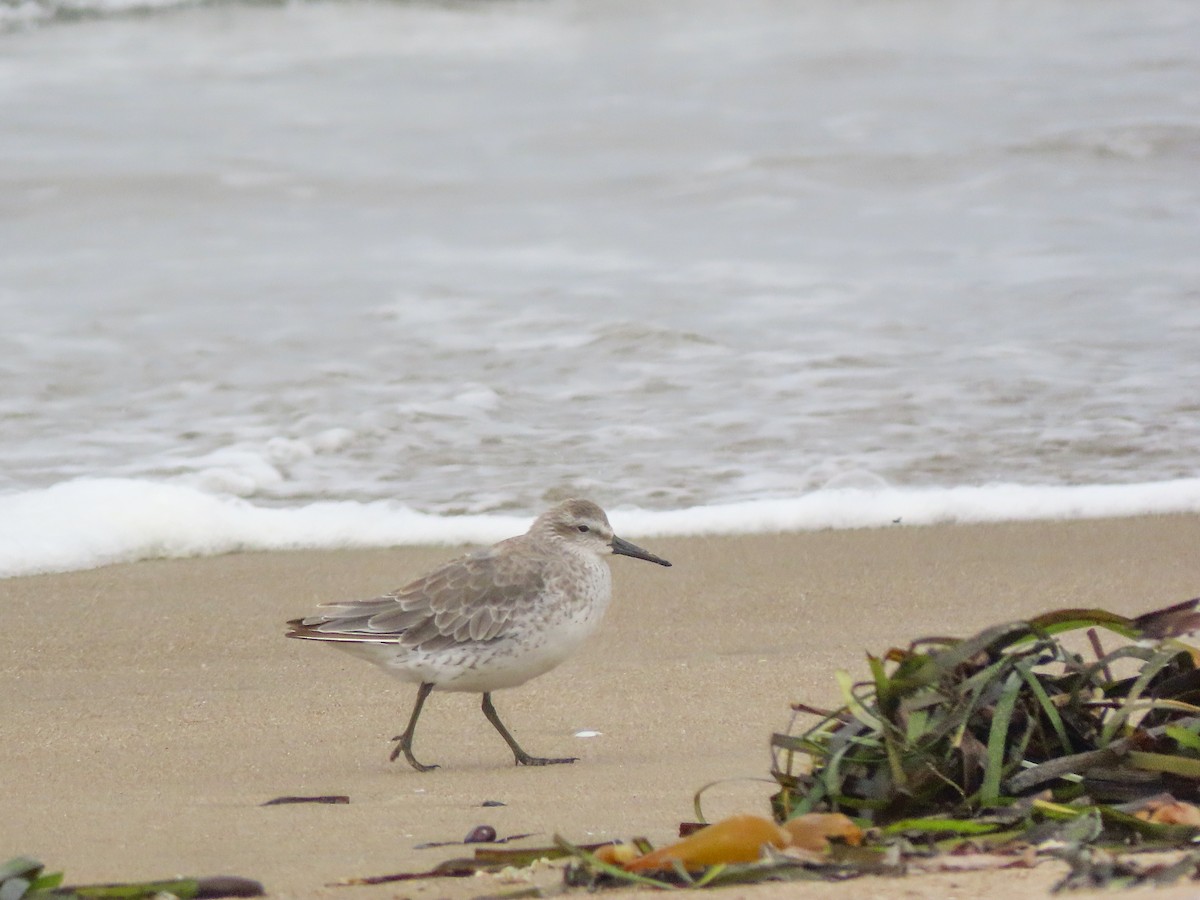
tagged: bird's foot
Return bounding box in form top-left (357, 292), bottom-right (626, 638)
top-left (513, 752), bottom-right (578, 767)
top-left (390, 734), bottom-right (439, 772)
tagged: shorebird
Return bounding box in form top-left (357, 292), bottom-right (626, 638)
top-left (286, 499), bottom-right (671, 771)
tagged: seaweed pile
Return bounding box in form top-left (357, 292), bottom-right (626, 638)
top-left (771, 599), bottom-right (1200, 831)
top-left (566, 599), bottom-right (1200, 891)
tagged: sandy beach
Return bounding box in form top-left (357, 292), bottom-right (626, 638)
top-left (5, 515), bottom-right (1200, 899)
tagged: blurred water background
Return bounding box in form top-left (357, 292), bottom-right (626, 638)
top-left (2, 0), bottom-right (1199, 574)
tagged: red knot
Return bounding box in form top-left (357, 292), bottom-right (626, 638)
top-left (286, 498), bottom-right (671, 771)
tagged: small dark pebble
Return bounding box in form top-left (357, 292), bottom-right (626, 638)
top-left (481, 800), bottom-right (506, 807)
top-left (464, 825), bottom-right (497, 843)
top-left (261, 795), bottom-right (350, 806)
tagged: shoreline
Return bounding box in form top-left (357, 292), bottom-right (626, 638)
top-left (8, 477), bottom-right (1200, 580)
top-left (4, 514), bottom-right (1200, 898)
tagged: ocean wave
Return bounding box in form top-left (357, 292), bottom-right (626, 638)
top-left (1008, 122), bottom-right (1200, 162)
top-left (3, 477), bottom-right (1200, 579)
top-left (0, 0), bottom-right (208, 31)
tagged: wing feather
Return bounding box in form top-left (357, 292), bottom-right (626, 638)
top-left (286, 542), bottom-right (548, 651)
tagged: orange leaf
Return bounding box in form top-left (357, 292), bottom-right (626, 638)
top-left (623, 814), bottom-right (789, 872)
top-left (592, 843), bottom-right (640, 866)
top-left (1135, 799), bottom-right (1200, 827)
top-left (782, 813), bottom-right (863, 852)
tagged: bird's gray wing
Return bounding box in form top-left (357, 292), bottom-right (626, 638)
top-left (288, 544), bottom-right (547, 652)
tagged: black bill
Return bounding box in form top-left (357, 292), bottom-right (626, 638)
top-left (611, 535), bottom-right (672, 567)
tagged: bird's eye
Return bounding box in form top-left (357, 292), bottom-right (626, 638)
top-left (577, 524), bottom-right (590, 533)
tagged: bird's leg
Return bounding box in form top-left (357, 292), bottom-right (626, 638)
top-left (481, 692), bottom-right (577, 767)
top-left (390, 681), bottom-right (438, 772)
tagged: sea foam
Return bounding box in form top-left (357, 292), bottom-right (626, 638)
top-left (3, 477), bottom-right (1200, 579)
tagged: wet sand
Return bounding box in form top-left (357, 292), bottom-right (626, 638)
top-left (5, 515), bottom-right (1200, 898)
